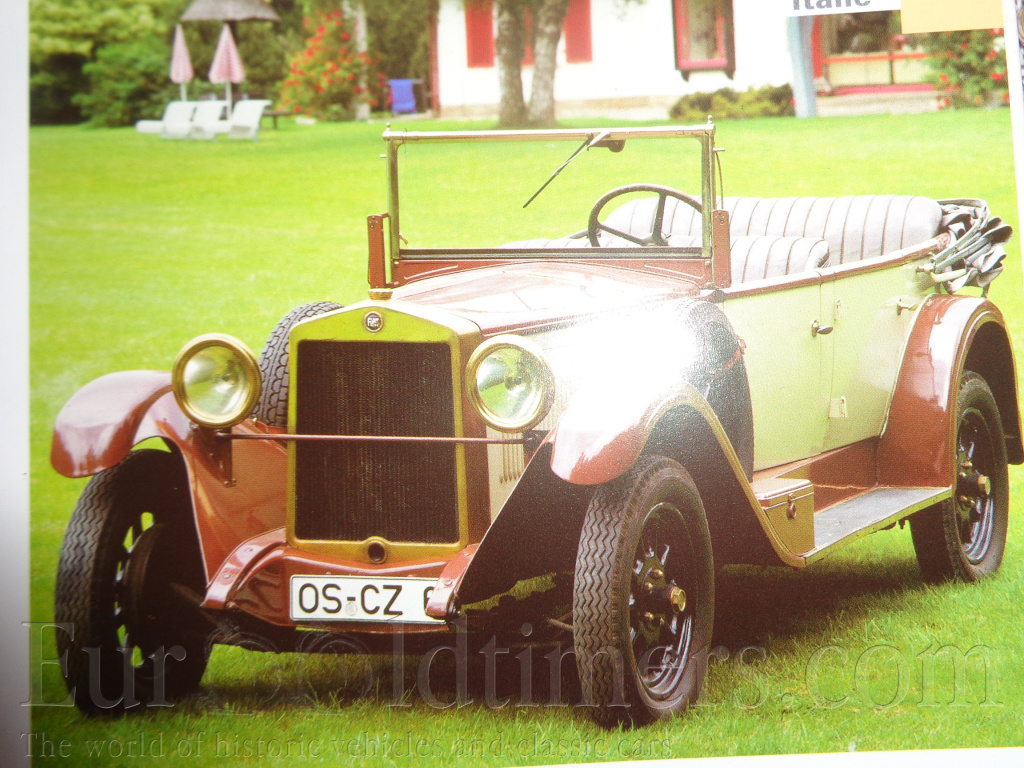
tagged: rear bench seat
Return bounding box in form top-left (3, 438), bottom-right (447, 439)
top-left (604, 194), bottom-right (944, 282)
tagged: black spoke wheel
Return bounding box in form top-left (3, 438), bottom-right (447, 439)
top-left (55, 449), bottom-right (209, 715)
top-left (573, 455), bottom-right (714, 728)
top-left (910, 372), bottom-right (1009, 582)
top-left (587, 184), bottom-right (702, 247)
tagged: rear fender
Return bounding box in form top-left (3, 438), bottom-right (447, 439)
top-left (879, 295), bottom-right (1022, 487)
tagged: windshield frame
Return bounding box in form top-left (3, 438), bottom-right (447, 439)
top-left (381, 124), bottom-right (719, 262)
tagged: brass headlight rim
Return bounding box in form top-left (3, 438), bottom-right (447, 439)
top-left (172, 333), bottom-right (261, 429)
top-left (465, 335), bottom-right (555, 433)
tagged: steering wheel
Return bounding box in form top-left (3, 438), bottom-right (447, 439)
top-left (587, 184), bottom-right (703, 247)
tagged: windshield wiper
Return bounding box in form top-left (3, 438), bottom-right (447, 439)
top-left (522, 131), bottom-right (623, 209)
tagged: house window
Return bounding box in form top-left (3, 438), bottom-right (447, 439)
top-left (466, 0), bottom-right (495, 68)
top-left (673, 0), bottom-right (735, 79)
top-left (564, 0), bottom-right (593, 63)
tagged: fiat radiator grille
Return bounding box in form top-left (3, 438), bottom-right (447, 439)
top-left (293, 340), bottom-right (459, 543)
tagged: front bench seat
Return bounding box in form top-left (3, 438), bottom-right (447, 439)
top-left (605, 194), bottom-right (943, 265)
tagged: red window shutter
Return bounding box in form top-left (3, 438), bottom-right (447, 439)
top-left (564, 0), bottom-right (592, 63)
top-left (465, 0), bottom-right (495, 68)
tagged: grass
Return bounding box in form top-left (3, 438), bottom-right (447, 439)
top-left (29, 110), bottom-right (1024, 766)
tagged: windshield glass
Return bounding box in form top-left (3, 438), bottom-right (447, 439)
top-left (387, 128), bottom-right (714, 254)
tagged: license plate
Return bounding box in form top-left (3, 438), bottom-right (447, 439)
top-left (289, 575), bottom-right (443, 624)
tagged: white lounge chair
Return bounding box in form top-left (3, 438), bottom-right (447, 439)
top-left (187, 101), bottom-right (230, 140)
top-left (222, 100), bottom-right (273, 141)
top-left (135, 101), bottom-right (197, 139)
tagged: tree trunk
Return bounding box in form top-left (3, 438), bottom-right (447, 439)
top-left (527, 0), bottom-right (570, 126)
top-left (351, 0), bottom-right (370, 121)
top-left (495, 0), bottom-right (527, 127)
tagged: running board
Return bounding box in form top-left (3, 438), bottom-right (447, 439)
top-left (803, 486), bottom-right (950, 562)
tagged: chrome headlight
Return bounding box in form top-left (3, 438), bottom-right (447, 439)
top-left (466, 336), bottom-right (554, 432)
top-left (172, 334), bottom-right (260, 429)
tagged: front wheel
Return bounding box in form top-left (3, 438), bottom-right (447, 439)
top-left (573, 455), bottom-right (714, 728)
top-left (54, 449), bottom-right (209, 715)
top-left (910, 372), bottom-right (1009, 582)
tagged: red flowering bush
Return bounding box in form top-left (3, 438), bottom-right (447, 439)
top-left (279, 10), bottom-right (381, 120)
top-left (922, 29), bottom-right (1008, 109)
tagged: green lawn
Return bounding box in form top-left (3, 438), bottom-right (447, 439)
top-left (29, 110), bottom-right (1024, 766)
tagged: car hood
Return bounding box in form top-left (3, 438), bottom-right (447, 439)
top-left (390, 262), bottom-right (702, 335)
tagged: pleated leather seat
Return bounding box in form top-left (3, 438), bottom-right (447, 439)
top-left (657, 235), bottom-right (830, 282)
top-left (605, 194), bottom-right (944, 281)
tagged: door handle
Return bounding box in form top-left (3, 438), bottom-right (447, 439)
top-left (812, 321), bottom-right (834, 337)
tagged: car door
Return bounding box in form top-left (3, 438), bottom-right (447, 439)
top-left (723, 277), bottom-right (834, 471)
top-left (820, 261), bottom-right (929, 452)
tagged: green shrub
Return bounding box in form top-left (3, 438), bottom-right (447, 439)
top-left (73, 36), bottom-right (176, 127)
top-left (30, 53), bottom-right (89, 125)
top-left (670, 84), bottom-right (795, 122)
top-left (920, 29), bottom-right (1009, 109)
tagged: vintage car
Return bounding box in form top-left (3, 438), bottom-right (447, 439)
top-left (52, 122), bottom-right (1019, 727)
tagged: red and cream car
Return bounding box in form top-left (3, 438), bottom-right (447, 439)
top-left (52, 123), bottom-right (1018, 727)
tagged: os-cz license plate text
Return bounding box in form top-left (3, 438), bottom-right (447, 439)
top-left (290, 575), bottom-right (442, 623)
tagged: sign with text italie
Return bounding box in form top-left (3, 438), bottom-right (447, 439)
top-left (785, 0), bottom-right (902, 16)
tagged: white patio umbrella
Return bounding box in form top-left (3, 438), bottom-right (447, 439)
top-left (169, 24), bottom-right (194, 101)
top-left (208, 24), bottom-right (245, 104)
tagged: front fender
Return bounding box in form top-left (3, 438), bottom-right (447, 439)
top-left (51, 371), bottom-right (179, 477)
top-left (547, 382), bottom-right (803, 568)
top-left (549, 385), bottom-right (702, 485)
top-left (52, 371), bottom-right (290, 582)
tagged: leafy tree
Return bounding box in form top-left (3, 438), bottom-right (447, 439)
top-left (29, 0), bottom-right (300, 125)
top-left (74, 37), bottom-right (176, 126)
top-left (365, 0), bottom-right (435, 82)
top-left (30, 0), bottom-right (181, 123)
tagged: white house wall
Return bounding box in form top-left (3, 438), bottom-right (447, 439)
top-left (436, 0), bottom-right (796, 117)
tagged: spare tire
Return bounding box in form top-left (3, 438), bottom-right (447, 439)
top-left (253, 302), bottom-right (342, 427)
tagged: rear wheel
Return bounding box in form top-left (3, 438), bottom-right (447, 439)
top-left (54, 449), bottom-right (209, 715)
top-left (573, 455), bottom-right (714, 728)
top-left (910, 372), bottom-right (1009, 582)
top-left (254, 301), bottom-right (343, 427)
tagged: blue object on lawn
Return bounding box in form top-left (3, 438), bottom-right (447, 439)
top-left (389, 79), bottom-right (417, 114)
